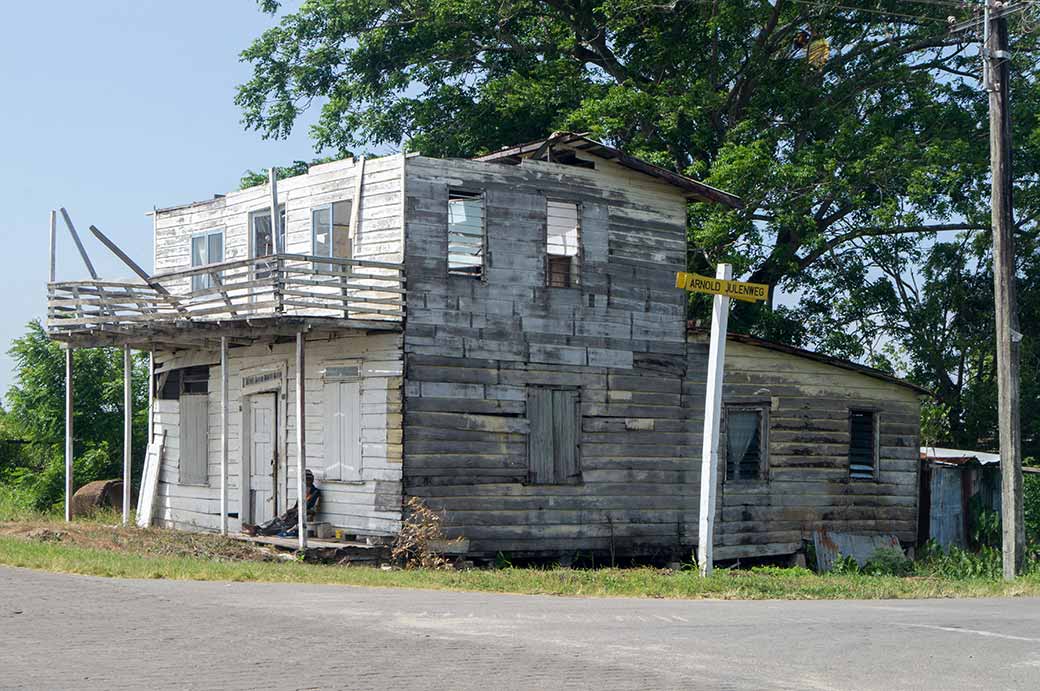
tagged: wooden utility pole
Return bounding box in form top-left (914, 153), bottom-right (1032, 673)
top-left (985, 0), bottom-right (1025, 580)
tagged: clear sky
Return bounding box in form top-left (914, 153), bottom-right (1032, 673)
top-left (0, 1), bottom-right (330, 397)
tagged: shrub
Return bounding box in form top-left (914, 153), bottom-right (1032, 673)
top-left (862, 546), bottom-right (913, 577)
top-left (391, 497), bottom-right (460, 570)
top-left (830, 554), bottom-right (860, 575)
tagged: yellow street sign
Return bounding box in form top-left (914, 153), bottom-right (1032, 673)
top-left (675, 272), bottom-right (769, 303)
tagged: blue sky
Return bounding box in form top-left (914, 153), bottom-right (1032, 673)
top-left (0, 1), bottom-right (333, 397)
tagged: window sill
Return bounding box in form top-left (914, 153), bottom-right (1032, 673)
top-left (316, 479), bottom-right (366, 487)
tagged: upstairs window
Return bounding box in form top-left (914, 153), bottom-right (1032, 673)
top-left (190, 229), bottom-right (224, 292)
top-left (725, 407), bottom-right (767, 481)
top-left (250, 206), bottom-right (286, 258)
top-left (312, 200), bottom-right (353, 269)
top-left (527, 387), bottom-right (581, 484)
top-left (546, 200), bottom-right (580, 287)
top-left (447, 190), bottom-right (484, 278)
top-left (849, 410), bottom-right (879, 480)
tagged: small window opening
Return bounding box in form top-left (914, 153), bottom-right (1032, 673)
top-left (849, 410), bottom-right (878, 480)
top-left (447, 190), bottom-right (485, 278)
top-left (725, 408), bottom-right (766, 481)
top-left (547, 200), bottom-right (580, 287)
top-left (157, 365), bottom-right (211, 401)
top-left (312, 200), bottom-right (353, 270)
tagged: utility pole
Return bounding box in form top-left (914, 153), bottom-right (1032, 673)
top-left (984, 0), bottom-right (1024, 579)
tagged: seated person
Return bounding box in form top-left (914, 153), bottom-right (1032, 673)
top-left (242, 469), bottom-right (321, 537)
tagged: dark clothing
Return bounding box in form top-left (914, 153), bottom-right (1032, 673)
top-left (254, 485), bottom-right (321, 537)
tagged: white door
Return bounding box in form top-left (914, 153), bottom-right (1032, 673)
top-left (248, 394), bottom-right (277, 524)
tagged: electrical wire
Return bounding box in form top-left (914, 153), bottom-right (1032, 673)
top-left (789, 0), bottom-right (966, 23)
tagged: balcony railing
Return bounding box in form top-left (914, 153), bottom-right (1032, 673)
top-left (47, 254), bottom-right (405, 334)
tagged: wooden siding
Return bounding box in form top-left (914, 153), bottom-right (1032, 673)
top-left (153, 154), bottom-right (404, 295)
top-left (152, 332), bottom-right (404, 535)
top-left (402, 153), bottom-right (700, 558)
top-left (698, 338), bottom-right (922, 560)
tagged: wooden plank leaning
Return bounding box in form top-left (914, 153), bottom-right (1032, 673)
top-left (88, 224), bottom-right (189, 316)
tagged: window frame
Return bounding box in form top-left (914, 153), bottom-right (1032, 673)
top-left (190, 228), bottom-right (224, 292)
top-left (545, 198), bottom-right (582, 288)
top-left (447, 189), bottom-right (486, 280)
top-left (311, 200), bottom-right (354, 265)
top-left (249, 205), bottom-right (287, 259)
top-left (723, 404), bottom-right (770, 483)
top-left (848, 408), bottom-right (881, 482)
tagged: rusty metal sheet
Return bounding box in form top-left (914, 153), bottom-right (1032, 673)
top-left (813, 529), bottom-right (902, 572)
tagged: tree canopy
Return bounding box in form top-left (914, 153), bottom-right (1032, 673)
top-left (236, 0), bottom-right (1040, 454)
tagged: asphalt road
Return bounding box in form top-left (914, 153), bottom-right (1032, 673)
top-left (1, 566), bottom-right (1039, 690)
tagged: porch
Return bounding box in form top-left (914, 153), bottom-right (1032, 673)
top-left (50, 253), bottom-right (406, 550)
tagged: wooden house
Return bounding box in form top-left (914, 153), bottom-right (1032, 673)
top-left (47, 132), bottom-right (925, 563)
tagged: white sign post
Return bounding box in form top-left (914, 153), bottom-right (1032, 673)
top-left (697, 263), bottom-right (732, 576)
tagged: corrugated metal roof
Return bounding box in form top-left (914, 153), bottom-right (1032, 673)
top-left (921, 446), bottom-right (1001, 466)
top-left (473, 132), bottom-right (743, 208)
top-left (688, 327), bottom-right (932, 396)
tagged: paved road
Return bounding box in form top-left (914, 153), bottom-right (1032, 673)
top-left (1, 567), bottom-right (1039, 690)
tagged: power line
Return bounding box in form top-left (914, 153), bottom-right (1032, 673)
top-left (789, 0), bottom-right (963, 23)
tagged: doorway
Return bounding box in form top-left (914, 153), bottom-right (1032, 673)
top-left (245, 393), bottom-right (279, 524)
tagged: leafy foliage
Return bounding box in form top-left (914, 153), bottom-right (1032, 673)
top-left (0, 321), bottom-right (149, 511)
top-left (236, 0), bottom-right (1040, 455)
top-left (239, 156), bottom-right (341, 190)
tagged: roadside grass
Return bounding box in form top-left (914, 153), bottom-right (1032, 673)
top-left (2, 518), bottom-right (1040, 600)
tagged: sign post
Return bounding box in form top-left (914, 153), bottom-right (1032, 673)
top-left (677, 266), bottom-right (769, 576)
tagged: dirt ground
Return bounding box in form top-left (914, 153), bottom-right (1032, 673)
top-left (0, 519), bottom-right (274, 562)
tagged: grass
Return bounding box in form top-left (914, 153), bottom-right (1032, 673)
top-left (2, 517), bottom-right (1040, 600)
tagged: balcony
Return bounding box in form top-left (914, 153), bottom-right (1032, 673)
top-left (47, 254), bottom-right (405, 349)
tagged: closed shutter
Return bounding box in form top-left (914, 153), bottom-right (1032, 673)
top-left (324, 379), bottom-right (362, 482)
top-left (323, 381), bottom-right (342, 481)
top-left (338, 381), bottom-right (362, 481)
top-left (527, 388), bottom-right (555, 484)
top-left (179, 394), bottom-right (209, 485)
top-left (552, 389), bottom-right (580, 483)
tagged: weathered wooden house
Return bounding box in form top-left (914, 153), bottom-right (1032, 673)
top-left (47, 132), bottom-right (925, 563)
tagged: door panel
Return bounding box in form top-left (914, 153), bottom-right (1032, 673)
top-left (249, 395), bottom-right (277, 524)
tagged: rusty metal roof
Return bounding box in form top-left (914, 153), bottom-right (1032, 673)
top-left (687, 326), bottom-right (932, 396)
top-left (474, 132), bottom-right (743, 208)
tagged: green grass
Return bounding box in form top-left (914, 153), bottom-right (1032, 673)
top-left (3, 534), bottom-right (1040, 600)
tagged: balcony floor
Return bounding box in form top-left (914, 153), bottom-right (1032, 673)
top-left (48, 315), bottom-right (402, 350)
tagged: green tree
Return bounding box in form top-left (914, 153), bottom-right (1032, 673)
top-left (236, 0), bottom-right (1040, 452)
top-left (1, 321), bottom-right (150, 510)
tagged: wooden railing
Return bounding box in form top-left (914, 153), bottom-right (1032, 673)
top-left (47, 254), bottom-right (405, 332)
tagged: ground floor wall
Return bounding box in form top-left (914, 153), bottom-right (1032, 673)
top-left (403, 344), bottom-right (921, 561)
top-left (151, 331), bottom-right (404, 536)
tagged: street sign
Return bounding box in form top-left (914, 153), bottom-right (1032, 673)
top-left (675, 271), bottom-right (769, 303)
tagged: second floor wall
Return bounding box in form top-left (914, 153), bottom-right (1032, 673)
top-left (153, 154), bottom-right (406, 296)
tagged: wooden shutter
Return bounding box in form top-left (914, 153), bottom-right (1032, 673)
top-left (323, 381), bottom-right (342, 481)
top-left (324, 379), bottom-right (363, 482)
top-left (527, 388), bottom-right (554, 484)
top-left (178, 394), bottom-right (209, 485)
top-left (552, 389), bottom-right (580, 483)
top-left (339, 380), bottom-right (363, 481)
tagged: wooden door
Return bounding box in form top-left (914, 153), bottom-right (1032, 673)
top-left (248, 394), bottom-right (278, 523)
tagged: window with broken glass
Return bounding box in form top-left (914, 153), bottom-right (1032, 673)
top-left (447, 190), bottom-right (485, 278)
top-left (546, 200), bottom-right (580, 287)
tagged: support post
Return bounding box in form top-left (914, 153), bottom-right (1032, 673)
top-left (49, 210), bottom-right (56, 283)
top-left (64, 348), bottom-right (74, 522)
top-left (269, 167), bottom-right (282, 254)
top-left (986, 2), bottom-right (1024, 579)
top-left (220, 336), bottom-right (229, 535)
top-left (123, 346), bottom-right (132, 525)
top-left (295, 331), bottom-right (307, 550)
top-left (697, 263), bottom-right (732, 576)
